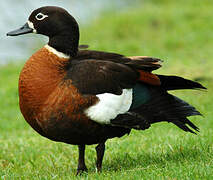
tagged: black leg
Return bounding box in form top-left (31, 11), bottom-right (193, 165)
top-left (95, 141), bottom-right (106, 172)
top-left (76, 144), bottom-right (87, 175)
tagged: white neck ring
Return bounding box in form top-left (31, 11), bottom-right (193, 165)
top-left (45, 44), bottom-right (70, 59)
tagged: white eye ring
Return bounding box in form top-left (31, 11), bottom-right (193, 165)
top-left (35, 13), bottom-right (48, 21)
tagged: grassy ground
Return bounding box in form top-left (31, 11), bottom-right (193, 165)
top-left (1, 0), bottom-right (213, 179)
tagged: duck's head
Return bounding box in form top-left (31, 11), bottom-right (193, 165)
top-left (7, 6), bottom-right (79, 57)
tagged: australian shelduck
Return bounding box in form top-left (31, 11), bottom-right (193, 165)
top-left (7, 6), bottom-right (206, 174)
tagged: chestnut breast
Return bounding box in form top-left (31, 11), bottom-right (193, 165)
top-left (19, 47), bottom-right (103, 144)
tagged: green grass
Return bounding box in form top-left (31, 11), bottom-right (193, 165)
top-left (1, 0), bottom-right (213, 179)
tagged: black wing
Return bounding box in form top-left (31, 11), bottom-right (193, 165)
top-left (66, 59), bottom-right (138, 95)
top-left (76, 49), bottom-right (162, 71)
top-left (66, 50), bottom-right (162, 95)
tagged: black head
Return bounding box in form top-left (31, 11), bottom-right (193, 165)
top-left (7, 6), bottom-right (80, 57)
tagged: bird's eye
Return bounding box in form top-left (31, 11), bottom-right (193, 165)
top-left (35, 13), bottom-right (48, 21)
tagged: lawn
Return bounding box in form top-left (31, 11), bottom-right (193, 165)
top-left (0, 0), bottom-right (213, 179)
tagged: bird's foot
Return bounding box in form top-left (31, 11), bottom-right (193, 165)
top-left (76, 166), bottom-right (88, 176)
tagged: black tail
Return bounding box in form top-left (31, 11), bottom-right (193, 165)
top-left (113, 76), bottom-right (205, 133)
top-left (132, 86), bottom-right (203, 134)
top-left (163, 95), bottom-right (200, 134)
top-left (158, 75), bottom-right (206, 91)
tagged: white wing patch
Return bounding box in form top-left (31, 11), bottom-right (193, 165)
top-left (85, 89), bottom-right (133, 124)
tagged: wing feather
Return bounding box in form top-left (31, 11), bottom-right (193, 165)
top-left (66, 60), bottom-right (138, 95)
top-left (66, 50), bottom-right (163, 95)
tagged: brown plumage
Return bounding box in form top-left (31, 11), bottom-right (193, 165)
top-left (19, 47), bottom-right (130, 145)
top-left (7, 6), bottom-right (206, 174)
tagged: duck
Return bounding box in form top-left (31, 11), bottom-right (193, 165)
top-left (7, 6), bottom-right (206, 174)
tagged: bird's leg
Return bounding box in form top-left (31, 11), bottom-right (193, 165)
top-left (95, 141), bottom-right (106, 172)
top-left (76, 144), bottom-right (87, 175)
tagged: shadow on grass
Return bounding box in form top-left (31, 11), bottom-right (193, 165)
top-left (100, 147), bottom-right (204, 173)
